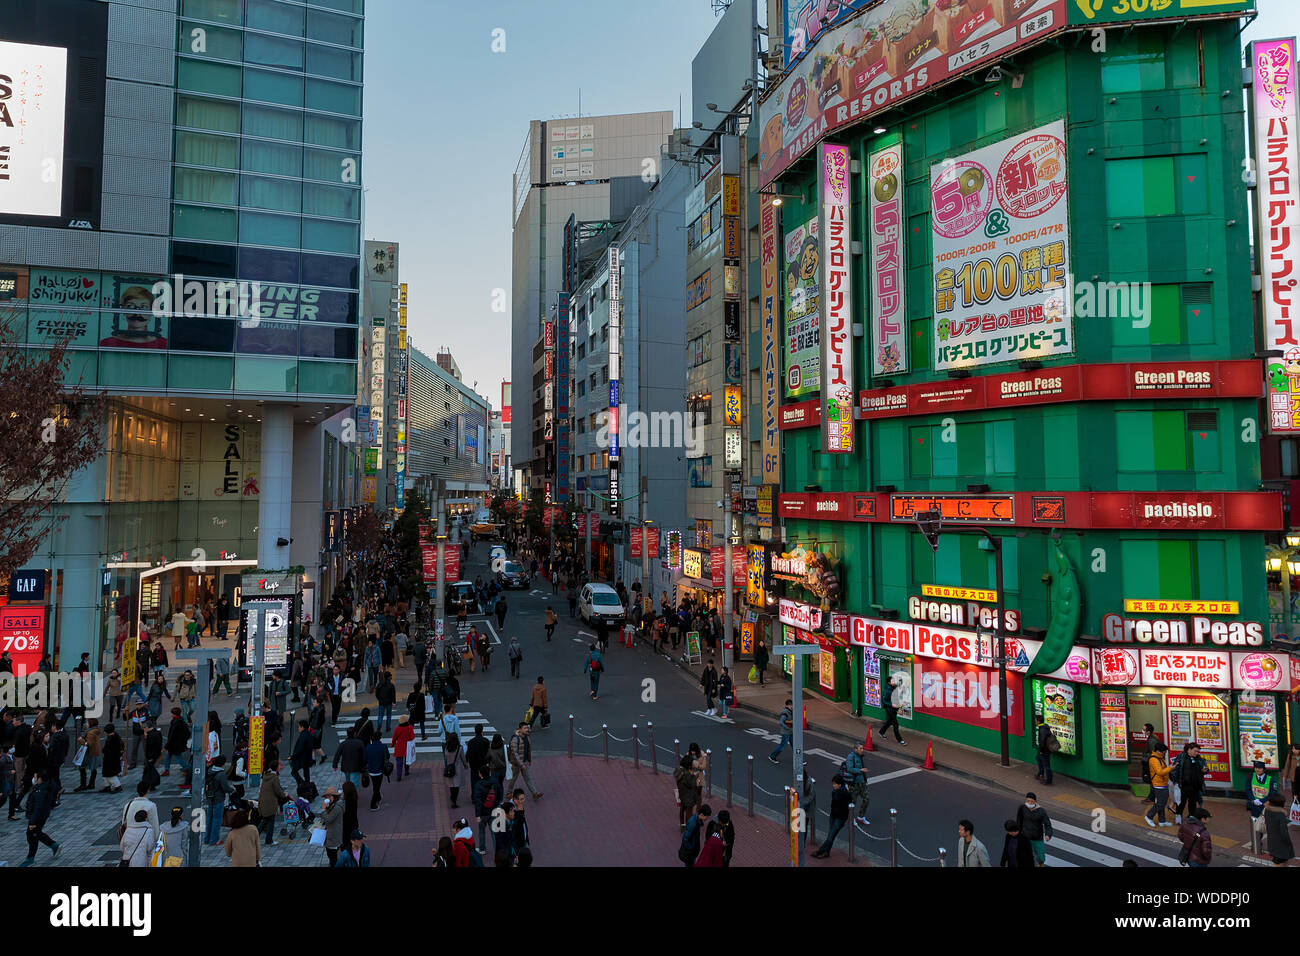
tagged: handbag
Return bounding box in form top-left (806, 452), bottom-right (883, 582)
top-left (309, 825), bottom-right (327, 847)
top-left (406, 740), bottom-right (417, 765)
top-left (1289, 799), bottom-right (1300, 826)
top-left (747, 666), bottom-right (758, 684)
top-left (73, 745), bottom-right (87, 768)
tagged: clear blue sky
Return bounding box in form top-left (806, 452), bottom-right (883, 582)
top-left (361, 2), bottom-right (1300, 411)
top-left (361, 0), bottom-right (724, 408)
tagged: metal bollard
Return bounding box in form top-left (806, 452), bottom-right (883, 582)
top-left (632, 723), bottom-right (639, 768)
top-left (649, 722), bottom-right (657, 774)
top-left (706, 749), bottom-right (713, 795)
top-left (1252, 816), bottom-right (1261, 857)
top-left (848, 803), bottom-right (856, 862)
top-left (747, 755), bottom-right (754, 817)
top-left (674, 738), bottom-right (681, 767)
top-left (939, 847), bottom-right (947, 868)
top-left (568, 714), bottom-right (574, 758)
top-left (725, 747), bottom-right (733, 807)
top-left (890, 808), bottom-right (898, 868)
top-left (602, 723), bottom-right (609, 761)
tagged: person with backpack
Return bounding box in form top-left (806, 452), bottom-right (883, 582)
top-left (1144, 740), bottom-right (1173, 828)
top-left (1015, 792), bottom-right (1053, 866)
top-left (843, 742), bottom-right (870, 826)
top-left (508, 723), bottom-right (542, 800)
top-left (768, 700), bottom-right (794, 764)
top-left (472, 763), bottom-right (500, 853)
top-left (583, 643), bottom-right (604, 700)
top-left (1172, 743), bottom-right (1207, 823)
top-left (679, 803), bottom-right (712, 866)
top-left (1035, 718), bottom-right (1058, 784)
top-left (452, 817), bottom-right (483, 867)
top-left (811, 774), bottom-right (851, 859)
top-left (700, 659), bottom-right (719, 716)
top-left (508, 636), bottom-right (523, 678)
top-left (1177, 807), bottom-right (1213, 867)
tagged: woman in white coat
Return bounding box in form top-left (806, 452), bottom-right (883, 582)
top-left (120, 809), bottom-right (156, 867)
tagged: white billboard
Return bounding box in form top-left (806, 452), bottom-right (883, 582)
top-left (0, 40), bottom-right (68, 218)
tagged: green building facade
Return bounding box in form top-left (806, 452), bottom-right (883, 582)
top-left (763, 15), bottom-right (1290, 792)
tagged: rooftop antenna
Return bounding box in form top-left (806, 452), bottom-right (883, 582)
top-left (711, 0), bottom-right (731, 13)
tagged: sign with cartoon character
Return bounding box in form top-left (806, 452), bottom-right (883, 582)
top-left (783, 215), bottom-right (820, 397)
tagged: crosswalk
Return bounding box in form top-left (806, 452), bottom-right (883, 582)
top-left (332, 700), bottom-right (500, 758)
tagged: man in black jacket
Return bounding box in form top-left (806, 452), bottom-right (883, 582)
top-left (999, 819), bottom-right (1035, 867)
top-left (142, 720), bottom-right (164, 793)
top-left (19, 769), bottom-right (60, 866)
top-left (811, 775), bottom-right (851, 858)
top-left (290, 718), bottom-right (314, 789)
top-left (11, 731), bottom-right (46, 818)
top-left (46, 721), bottom-right (71, 804)
top-left (332, 727), bottom-right (366, 788)
top-left (163, 707), bottom-right (192, 792)
top-left (700, 660), bottom-right (719, 716)
top-left (465, 724), bottom-right (490, 779)
top-left (375, 672), bottom-right (397, 734)
top-left (1173, 743), bottom-right (1207, 823)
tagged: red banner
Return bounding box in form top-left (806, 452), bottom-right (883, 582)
top-left (630, 526), bottom-right (642, 559)
top-left (709, 546), bottom-right (747, 589)
top-left (778, 490), bottom-right (1282, 532)
top-left (422, 545), bottom-right (460, 584)
top-left (841, 360), bottom-right (1265, 427)
top-left (647, 528), bottom-right (659, 560)
top-left (913, 658), bottom-right (1024, 736)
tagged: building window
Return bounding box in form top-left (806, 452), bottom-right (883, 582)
top-left (1101, 28), bottom-right (1201, 94)
top-left (688, 456), bottom-right (712, 487)
top-left (1111, 282), bottom-right (1214, 347)
top-left (1105, 154), bottom-right (1208, 218)
top-left (1115, 409), bottom-right (1219, 472)
top-left (909, 419), bottom-right (1014, 477)
top-left (577, 343), bottom-right (585, 360)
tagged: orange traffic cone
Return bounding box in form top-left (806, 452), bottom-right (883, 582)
top-left (864, 727), bottom-right (875, 752)
top-left (802, 703), bottom-right (808, 730)
top-left (922, 740), bottom-right (936, 771)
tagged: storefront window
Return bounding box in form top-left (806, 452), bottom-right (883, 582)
top-left (100, 351), bottom-right (167, 389)
top-left (234, 355), bottom-right (297, 392)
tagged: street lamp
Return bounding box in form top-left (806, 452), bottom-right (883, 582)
top-left (1265, 543), bottom-right (1300, 638)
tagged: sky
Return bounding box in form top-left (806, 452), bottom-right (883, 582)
top-left (361, 0), bottom-right (724, 409)
top-left (362, 1), bottom-right (1300, 413)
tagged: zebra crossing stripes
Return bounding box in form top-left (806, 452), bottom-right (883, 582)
top-left (332, 709), bottom-right (498, 756)
top-left (1048, 820), bottom-right (1177, 867)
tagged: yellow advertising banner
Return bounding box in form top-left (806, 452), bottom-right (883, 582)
top-left (921, 584), bottom-right (997, 603)
top-left (746, 544), bottom-right (766, 607)
top-left (399, 283), bottom-right (407, 306)
top-left (248, 716), bottom-right (265, 776)
top-left (722, 175), bottom-right (740, 217)
top-left (121, 637), bottom-right (138, 686)
top-left (362, 476), bottom-right (377, 503)
top-left (1123, 599), bottom-right (1239, 615)
top-left (399, 307), bottom-right (407, 327)
top-left (399, 329), bottom-right (406, 351)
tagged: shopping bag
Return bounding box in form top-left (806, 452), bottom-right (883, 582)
top-left (149, 836), bottom-right (165, 868)
top-left (406, 740), bottom-right (417, 766)
top-left (309, 825), bottom-right (327, 847)
top-left (1169, 782), bottom-right (1182, 807)
top-left (1289, 799), bottom-right (1300, 826)
top-left (424, 694), bottom-right (435, 715)
top-left (747, 666), bottom-right (758, 684)
top-left (73, 745), bottom-right (87, 767)
top-left (525, 706), bottom-right (535, 724)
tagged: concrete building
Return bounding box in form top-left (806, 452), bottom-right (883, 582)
top-left (510, 110), bottom-right (674, 499)
top-left (406, 344), bottom-right (491, 514)
top-left (0, 0), bottom-right (365, 670)
top-left (568, 147), bottom-right (692, 587)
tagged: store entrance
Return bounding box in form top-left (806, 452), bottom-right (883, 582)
top-left (1126, 689), bottom-right (1232, 788)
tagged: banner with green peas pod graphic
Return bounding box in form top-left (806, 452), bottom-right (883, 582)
top-left (930, 120), bottom-right (1073, 371)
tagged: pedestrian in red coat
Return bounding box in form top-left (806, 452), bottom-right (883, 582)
top-left (695, 827), bottom-right (726, 867)
top-left (391, 715), bottom-right (415, 782)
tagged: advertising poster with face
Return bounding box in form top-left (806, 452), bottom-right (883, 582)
top-left (783, 216), bottom-right (820, 397)
top-left (1237, 696), bottom-right (1279, 770)
top-left (1032, 679), bottom-right (1077, 756)
top-left (100, 275), bottom-right (167, 348)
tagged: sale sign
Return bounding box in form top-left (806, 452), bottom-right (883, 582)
top-left (0, 605), bottom-right (45, 675)
top-left (930, 120), bottom-right (1072, 370)
top-left (914, 658), bottom-right (1024, 736)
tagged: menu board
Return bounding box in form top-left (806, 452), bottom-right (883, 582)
top-left (863, 647), bottom-right (882, 709)
top-left (1165, 693), bottom-right (1231, 785)
top-left (818, 647), bottom-right (835, 692)
top-left (1032, 679), bottom-right (1077, 757)
top-left (1099, 690), bottom-right (1129, 762)
top-left (1237, 695), bottom-right (1280, 770)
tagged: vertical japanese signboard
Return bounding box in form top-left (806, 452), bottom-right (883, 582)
top-left (607, 246), bottom-right (621, 517)
top-left (760, 195), bottom-right (781, 484)
top-left (1252, 39), bottom-right (1300, 433)
top-left (1099, 690), bottom-right (1128, 762)
top-left (930, 120), bottom-right (1072, 370)
top-left (783, 216), bottom-right (820, 397)
top-left (818, 142), bottom-right (853, 453)
top-left (868, 141), bottom-right (906, 375)
top-left (557, 292), bottom-right (571, 503)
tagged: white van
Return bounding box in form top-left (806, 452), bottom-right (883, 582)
top-left (579, 583), bottom-right (625, 626)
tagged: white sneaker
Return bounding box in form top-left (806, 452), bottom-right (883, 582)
top-left (1158, 822), bottom-right (1174, 828)
top-left (1144, 816), bottom-right (1156, 828)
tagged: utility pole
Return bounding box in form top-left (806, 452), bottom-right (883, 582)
top-left (916, 509), bottom-right (1010, 767)
top-left (176, 646), bottom-right (234, 867)
top-left (435, 490), bottom-right (447, 653)
top-left (641, 474), bottom-right (651, 616)
top-left (585, 488), bottom-right (593, 580)
top-left (771, 641), bottom-right (820, 866)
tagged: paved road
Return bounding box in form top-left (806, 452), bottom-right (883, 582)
top-left (445, 541), bottom-right (1259, 868)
